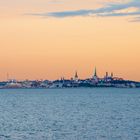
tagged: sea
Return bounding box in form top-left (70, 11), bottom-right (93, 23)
top-left (0, 88), bottom-right (140, 140)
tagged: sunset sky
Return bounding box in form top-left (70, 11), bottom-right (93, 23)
top-left (0, 0), bottom-right (140, 81)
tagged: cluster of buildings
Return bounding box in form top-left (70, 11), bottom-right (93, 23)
top-left (0, 68), bottom-right (140, 88)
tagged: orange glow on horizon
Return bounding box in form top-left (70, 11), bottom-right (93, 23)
top-left (0, 1), bottom-right (140, 81)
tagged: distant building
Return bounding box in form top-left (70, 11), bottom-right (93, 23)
top-left (74, 71), bottom-right (79, 82)
top-left (5, 80), bottom-right (22, 88)
top-left (104, 72), bottom-right (113, 82)
top-left (111, 72), bottom-right (113, 78)
top-left (92, 67), bottom-right (99, 84)
top-left (0, 67), bottom-right (139, 88)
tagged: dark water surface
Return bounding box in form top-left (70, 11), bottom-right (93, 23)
top-left (0, 88), bottom-right (140, 140)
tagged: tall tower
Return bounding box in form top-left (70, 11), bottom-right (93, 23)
top-left (93, 67), bottom-right (97, 78)
top-left (74, 71), bottom-right (78, 82)
top-left (111, 72), bottom-right (113, 77)
top-left (106, 72), bottom-right (108, 78)
top-left (92, 67), bottom-right (98, 83)
top-left (94, 67), bottom-right (97, 77)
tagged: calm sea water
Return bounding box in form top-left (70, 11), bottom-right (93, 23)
top-left (0, 88), bottom-right (140, 140)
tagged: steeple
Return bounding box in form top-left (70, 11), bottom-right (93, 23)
top-left (106, 72), bottom-right (108, 78)
top-left (74, 71), bottom-right (78, 81)
top-left (111, 72), bottom-right (113, 77)
top-left (92, 67), bottom-right (98, 82)
top-left (75, 71), bottom-right (78, 78)
top-left (94, 67), bottom-right (97, 77)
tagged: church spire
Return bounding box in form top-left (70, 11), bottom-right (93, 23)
top-left (74, 71), bottom-right (78, 82)
top-left (75, 71), bottom-right (78, 79)
top-left (94, 67), bottom-right (97, 77)
top-left (111, 72), bottom-right (113, 77)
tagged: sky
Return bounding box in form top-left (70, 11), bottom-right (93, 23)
top-left (0, 0), bottom-right (140, 81)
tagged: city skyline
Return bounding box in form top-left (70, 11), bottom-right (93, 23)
top-left (0, 67), bottom-right (138, 82)
top-left (0, 0), bottom-right (140, 81)
top-left (1, 67), bottom-right (139, 89)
